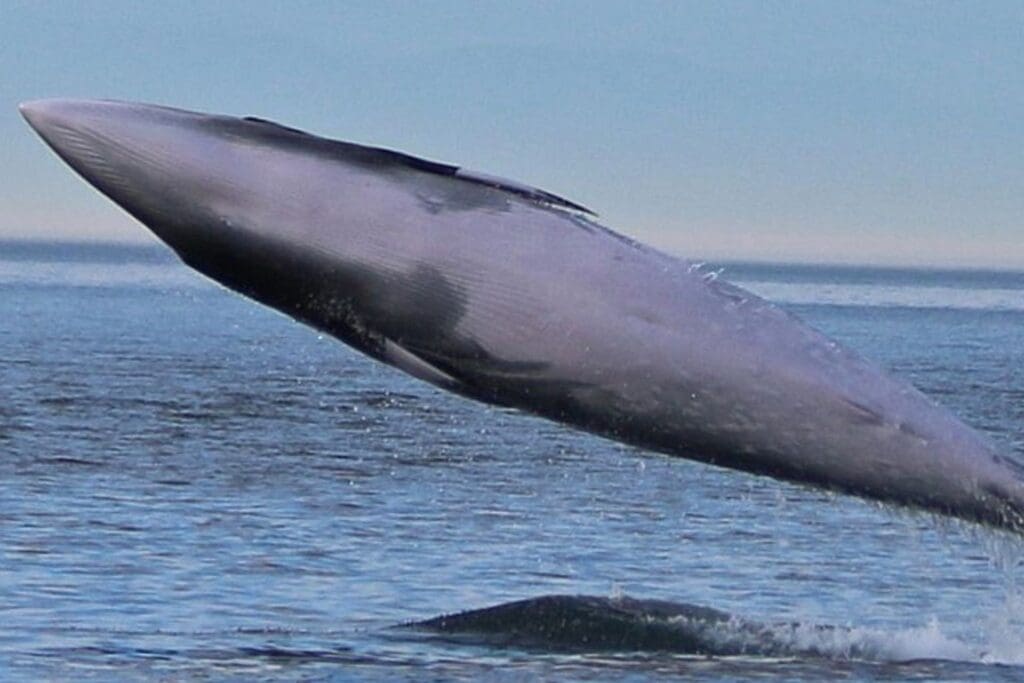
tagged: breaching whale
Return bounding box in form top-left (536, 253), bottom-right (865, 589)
top-left (19, 99), bottom-right (1024, 533)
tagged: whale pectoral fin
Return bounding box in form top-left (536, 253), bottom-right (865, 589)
top-left (383, 339), bottom-right (464, 392)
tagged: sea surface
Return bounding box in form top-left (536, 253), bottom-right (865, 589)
top-left (2, 240), bottom-right (1023, 681)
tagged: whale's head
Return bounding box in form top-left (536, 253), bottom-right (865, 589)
top-left (19, 99), bottom-right (285, 256)
top-left (17, 98), bottom-right (441, 362)
top-left (19, 99), bottom-right (371, 316)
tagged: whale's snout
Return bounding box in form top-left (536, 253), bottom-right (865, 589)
top-left (18, 99), bottom-right (46, 126)
top-left (18, 98), bottom-right (66, 131)
top-left (20, 99), bottom-right (156, 192)
top-left (19, 98), bottom-right (81, 129)
top-left (19, 99), bottom-right (131, 153)
top-left (18, 99), bottom-right (248, 256)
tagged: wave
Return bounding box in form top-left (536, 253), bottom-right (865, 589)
top-left (402, 594), bottom-right (1024, 665)
top-left (734, 280), bottom-right (1024, 312)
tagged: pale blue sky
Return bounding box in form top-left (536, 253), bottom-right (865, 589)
top-left (2, 1), bottom-right (1022, 267)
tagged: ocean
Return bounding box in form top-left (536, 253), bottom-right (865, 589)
top-left (2, 241), bottom-right (1023, 681)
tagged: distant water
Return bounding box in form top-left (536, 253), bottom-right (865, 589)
top-left (2, 240), bottom-right (1023, 681)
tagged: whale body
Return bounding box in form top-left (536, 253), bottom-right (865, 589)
top-left (404, 594), bottom-right (858, 657)
top-left (19, 99), bottom-right (1024, 532)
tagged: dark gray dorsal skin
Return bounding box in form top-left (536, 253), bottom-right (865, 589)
top-left (18, 99), bottom-right (1024, 533)
top-left (402, 594), bottom-right (856, 657)
top-left (404, 595), bottom-right (737, 653)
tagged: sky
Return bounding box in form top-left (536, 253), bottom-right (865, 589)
top-left (2, 1), bottom-right (1022, 268)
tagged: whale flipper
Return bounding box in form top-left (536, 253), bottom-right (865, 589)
top-left (382, 339), bottom-right (464, 392)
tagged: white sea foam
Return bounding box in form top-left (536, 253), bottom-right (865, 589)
top-left (686, 578), bottom-right (1024, 665)
top-left (788, 609), bottom-right (1024, 664)
top-left (695, 615), bottom-right (1024, 664)
top-left (735, 280), bottom-right (1024, 312)
top-left (785, 619), bottom-right (979, 663)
